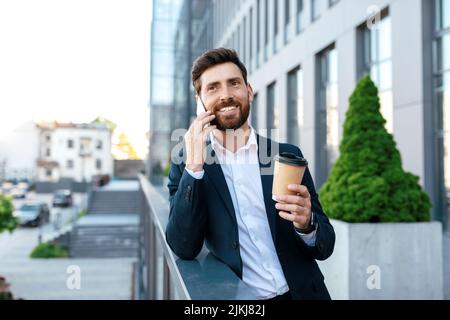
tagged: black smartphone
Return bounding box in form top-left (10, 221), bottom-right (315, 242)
top-left (196, 97), bottom-right (218, 126)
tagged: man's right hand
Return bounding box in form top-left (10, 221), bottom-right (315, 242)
top-left (185, 111), bottom-right (216, 172)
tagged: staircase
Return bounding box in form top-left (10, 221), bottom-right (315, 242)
top-left (69, 181), bottom-right (140, 258)
top-left (88, 191), bottom-right (140, 215)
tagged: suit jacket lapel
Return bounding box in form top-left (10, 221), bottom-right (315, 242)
top-left (203, 141), bottom-right (238, 228)
top-left (256, 134), bottom-right (277, 243)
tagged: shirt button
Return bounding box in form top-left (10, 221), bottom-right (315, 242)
top-left (232, 241), bottom-right (238, 250)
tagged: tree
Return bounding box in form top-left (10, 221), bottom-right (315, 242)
top-left (91, 117), bottom-right (117, 132)
top-left (319, 76), bottom-right (431, 222)
top-left (0, 195), bottom-right (16, 300)
top-left (113, 132), bottom-right (140, 160)
top-left (0, 195), bottom-right (16, 233)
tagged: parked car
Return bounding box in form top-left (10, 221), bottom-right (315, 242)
top-left (13, 202), bottom-right (50, 227)
top-left (10, 187), bottom-right (27, 199)
top-left (52, 189), bottom-right (73, 207)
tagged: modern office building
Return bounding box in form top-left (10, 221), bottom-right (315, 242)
top-left (210, 0), bottom-right (449, 229)
top-left (148, 0), bottom-right (448, 228)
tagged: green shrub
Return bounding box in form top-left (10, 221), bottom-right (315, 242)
top-left (0, 195), bottom-right (17, 233)
top-left (319, 76), bottom-right (431, 222)
top-left (164, 160), bottom-right (171, 177)
top-left (30, 242), bottom-right (68, 259)
top-left (0, 276), bottom-right (14, 300)
top-left (77, 209), bottom-right (87, 219)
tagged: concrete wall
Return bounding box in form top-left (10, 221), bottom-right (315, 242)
top-left (318, 220), bottom-right (443, 299)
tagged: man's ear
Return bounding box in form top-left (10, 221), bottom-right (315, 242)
top-left (247, 83), bottom-right (254, 103)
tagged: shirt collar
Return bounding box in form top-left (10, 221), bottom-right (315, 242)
top-left (210, 126), bottom-right (258, 154)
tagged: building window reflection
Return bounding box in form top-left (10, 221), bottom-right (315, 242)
top-left (287, 66), bottom-right (304, 146)
top-left (296, 0), bottom-right (304, 33)
top-left (434, 0), bottom-right (450, 219)
top-left (251, 93), bottom-right (259, 130)
top-left (358, 10), bottom-right (393, 133)
top-left (267, 82), bottom-right (278, 129)
top-left (316, 45), bottom-right (338, 187)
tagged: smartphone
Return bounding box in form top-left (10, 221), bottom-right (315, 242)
top-left (196, 97), bottom-right (218, 126)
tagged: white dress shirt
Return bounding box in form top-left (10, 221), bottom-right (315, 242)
top-left (185, 127), bottom-right (316, 299)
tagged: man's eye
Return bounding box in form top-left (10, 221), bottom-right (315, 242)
top-left (208, 86), bottom-right (216, 91)
top-left (232, 81), bottom-right (239, 86)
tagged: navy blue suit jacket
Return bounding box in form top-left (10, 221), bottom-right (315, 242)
top-left (166, 134), bottom-right (335, 300)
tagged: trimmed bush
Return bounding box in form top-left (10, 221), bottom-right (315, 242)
top-left (0, 195), bottom-right (17, 233)
top-left (30, 242), bottom-right (68, 259)
top-left (319, 76), bottom-right (431, 222)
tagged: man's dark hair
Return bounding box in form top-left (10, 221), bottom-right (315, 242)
top-left (191, 48), bottom-right (248, 94)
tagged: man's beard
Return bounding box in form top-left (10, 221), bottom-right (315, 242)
top-left (212, 97), bottom-right (250, 131)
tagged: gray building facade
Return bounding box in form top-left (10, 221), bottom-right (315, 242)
top-left (210, 0), bottom-right (449, 228)
top-left (149, 0), bottom-right (449, 228)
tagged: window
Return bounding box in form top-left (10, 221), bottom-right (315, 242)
top-left (251, 93), bottom-right (259, 130)
top-left (257, 0), bottom-right (261, 63)
top-left (67, 139), bottom-right (74, 149)
top-left (297, 0), bottom-right (304, 33)
top-left (267, 82), bottom-right (278, 129)
top-left (311, 0), bottom-right (326, 21)
top-left (79, 137), bottom-right (92, 156)
top-left (284, 0), bottom-right (292, 43)
top-left (316, 45), bottom-right (338, 187)
top-left (45, 148), bottom-right (51, 157)
top-left (46, 169), bottom-right (52, 177)
top-left (329, 0), bottom-right (339, 7)
top-left (274, 0), bottom-right (279, 52)
top-left (436, 0), bottom-right (450, 30)
top-left (96, 139), bottom-right (103, 150)
top-left (96, 159), bottom-right (102, 170)
top-left (243, 16), bottom-right (247, 64)
top-left (237, 23), bottom-right (241, 56)
top-left (264, 0), bottom-right (269, 59)
top-left (287, 67), bottom-right (304, 146)
top-left (66, 160), bottom-right (74, 169)
top-left (434, 0), bottom-right (450, 225)
top-left (249, 7), bottom-right (253, 66)
top-left (45, 134), bottom-right (51, 142)
top-left (358, 11), bottom-right (393, 133)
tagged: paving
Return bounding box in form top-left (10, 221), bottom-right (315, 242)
top-left (0, 227), bottom-right (135, 300)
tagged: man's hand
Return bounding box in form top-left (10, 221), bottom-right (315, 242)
top-left (274, 184), bottom-right (312, 230)
top-left (185, 111), bottom-right (216, 172)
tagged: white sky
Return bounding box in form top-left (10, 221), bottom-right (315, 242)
top-left (0, 0), bottom-right (152, 158)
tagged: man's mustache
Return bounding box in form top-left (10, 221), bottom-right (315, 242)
top-left (212, 99), bottom-right (242, 113)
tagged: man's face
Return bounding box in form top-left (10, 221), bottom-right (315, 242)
top-left (198, 62), bottom-right (253, 131)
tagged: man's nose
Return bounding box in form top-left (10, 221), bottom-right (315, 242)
top-left (219, 87), bottom-right (233, 101)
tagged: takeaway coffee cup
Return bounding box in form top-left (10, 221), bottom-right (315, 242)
top-left (272, 152), bottom-right (308, 200)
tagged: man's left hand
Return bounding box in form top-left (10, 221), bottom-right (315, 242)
top-left (274, 184), bottom-right (311, 230)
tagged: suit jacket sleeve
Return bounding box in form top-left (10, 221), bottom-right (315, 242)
top-left (165, 160), bottom-right (207, 260)
top-left (294, 147), bottom-right (336, 261)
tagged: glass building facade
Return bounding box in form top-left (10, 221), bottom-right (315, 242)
top-left (434, 0), bottom-right (450, 226)
top-left (149, 0), bottom-right (212, 181)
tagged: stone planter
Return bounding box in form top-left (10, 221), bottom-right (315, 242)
top-left (318, 219), bottom-right (443, 299)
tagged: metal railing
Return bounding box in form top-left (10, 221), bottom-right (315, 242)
top-left (136, 174), bottom-right (257, 300)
